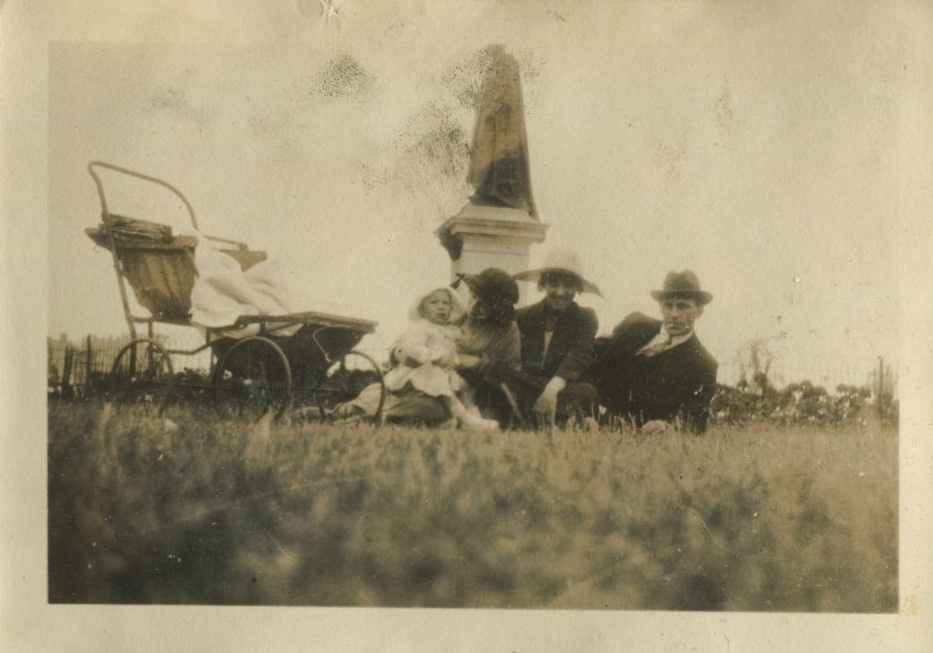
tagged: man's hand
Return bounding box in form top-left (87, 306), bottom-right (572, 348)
top-left (533, 376), bottom-right (567, 426)
top-left (641, 420), bottom-right (672, 435)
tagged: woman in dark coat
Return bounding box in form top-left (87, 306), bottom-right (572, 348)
top-left (510, 248), bottom-right (601, 427)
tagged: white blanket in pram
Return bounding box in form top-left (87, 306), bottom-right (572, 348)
top-left (189, 236), bottom-right (299, 338)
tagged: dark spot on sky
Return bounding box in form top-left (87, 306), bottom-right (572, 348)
top-left (150, 86), bottom-right (186, 110)
top-left (394, 102), bottom-right (470, 182)
top-left (441, 45), bottom-right (543, 111)
top-left (362, 101), bottom-right (469, 208)
top-left (313, 54), bottom-right (373, 99)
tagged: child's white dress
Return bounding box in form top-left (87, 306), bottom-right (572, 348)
top-left (384, 319), bottom-right (464, 398)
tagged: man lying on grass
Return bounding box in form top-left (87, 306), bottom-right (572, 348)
top-left (590, 270), bottom-right (718, 434)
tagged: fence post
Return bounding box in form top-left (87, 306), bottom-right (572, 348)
top-left (877, 357), bottom-right (884, 420)
top-left (62, 347), bottom-right (75, 399)
top-left (86, 335), bottom-right (94, 396)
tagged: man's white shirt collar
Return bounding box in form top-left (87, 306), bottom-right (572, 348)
top-left (639, 328), bottom-right (693, 353)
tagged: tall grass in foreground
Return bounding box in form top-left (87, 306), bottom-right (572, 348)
top-left (48, 402), bottom-right (897, 610)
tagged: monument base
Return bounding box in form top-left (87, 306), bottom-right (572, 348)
top-left (436, 202), bottom-right (548, 306)
top-left (436, 202), bottom-right (548, 276)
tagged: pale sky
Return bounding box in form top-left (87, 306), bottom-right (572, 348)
top-left (47, 1), bottom-right (911, 388)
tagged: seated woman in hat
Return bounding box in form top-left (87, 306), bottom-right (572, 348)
top-left (509, 247), bottom-right (601, 427)
top-left (453, 267), bottom-right (523, 425)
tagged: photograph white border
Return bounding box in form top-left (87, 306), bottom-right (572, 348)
top-left (3, 2), bottom-right (932, 650)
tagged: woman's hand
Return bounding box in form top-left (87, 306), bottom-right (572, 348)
top-left (533, 376), bottom-right (566, 425)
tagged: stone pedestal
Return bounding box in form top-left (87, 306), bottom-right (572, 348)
top-left (437, 202), bottom-right (548, 278)
top-left (436, 202), bottom-right (548, 304)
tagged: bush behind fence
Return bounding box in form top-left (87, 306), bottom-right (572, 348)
top-left (47, 332), bottom-right (386, 400)
top-left (48, 333), bottom-right (898, 427)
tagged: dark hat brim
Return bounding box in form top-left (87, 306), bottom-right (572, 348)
top-left (650, 289), bottom-right (713, 305)
top-left (458, 272), bottom-right (519, 305)
top-left (513, 267), bottom-right (602, 296)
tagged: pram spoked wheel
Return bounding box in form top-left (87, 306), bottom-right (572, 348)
top-left (109, 338), bottom-right (175, 413)
top-left (211, 336), bottom-right (293, 421)
top-left (320, 350), bottom-right (386, 422)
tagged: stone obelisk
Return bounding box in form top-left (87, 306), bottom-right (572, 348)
top-left (436, 45), bottom-right (547, 291)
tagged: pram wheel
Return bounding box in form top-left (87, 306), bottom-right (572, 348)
top-left (211, 336), bottom-right (292, 421)
top-left (322, 350), bottom-right (386, 422)
top-left (109, 338), bottom-right (175, 413)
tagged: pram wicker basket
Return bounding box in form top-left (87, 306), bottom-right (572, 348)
top-left (87, 229), bottom-right (197, 319)
top-left (86, 218), bottom-right (266, 320)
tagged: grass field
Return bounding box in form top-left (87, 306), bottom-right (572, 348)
top-left (48, 402), bottom-right (897, 611)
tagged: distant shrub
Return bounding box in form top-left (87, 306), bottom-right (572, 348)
top-left (710, 381), bottom-right (891, 428)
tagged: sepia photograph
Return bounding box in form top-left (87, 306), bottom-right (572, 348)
top-left (4, 0), bottom-right (933, 650)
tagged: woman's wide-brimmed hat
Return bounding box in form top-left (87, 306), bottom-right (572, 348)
top-left (650, 270), bottom-right (713, 305)
top-left (513, 247), bottom-right (602, 296)
top-left (408, 287), bottom-right (467, 322)
top-left (453, 268), bottom-right (519, 306)
top-left (452, 267), bottom-right (520, 323)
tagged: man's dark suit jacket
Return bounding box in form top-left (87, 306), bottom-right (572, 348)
top-left (515, 299), bottom-right (598, 383)
top-left (592, 312), bottom-right (718, 433)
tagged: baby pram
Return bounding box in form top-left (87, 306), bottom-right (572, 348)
top-left (84, 161), bottom-right (385, 420)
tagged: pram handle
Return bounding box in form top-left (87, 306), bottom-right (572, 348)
top-left (87, 161), bottom-right (252, 251)
top-left (88, 160), bottom-right (201, 231)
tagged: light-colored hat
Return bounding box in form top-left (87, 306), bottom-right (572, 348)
top-left (408, 287), bottom-right (467, 322)
top-left (514, 247), bottom-right (602, 296)
top-left (650, 270), bottom-right (713, 305)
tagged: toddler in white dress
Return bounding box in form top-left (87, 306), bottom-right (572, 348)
top-left (383, 288), bottom-right (498, 429)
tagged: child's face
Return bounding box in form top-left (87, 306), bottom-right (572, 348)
top-left (421, 290), bottom-right (453, 325)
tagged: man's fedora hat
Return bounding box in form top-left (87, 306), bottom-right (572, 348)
top-left (514, 247), bottom-right (602, 296)
top-left (650, 270), bottom-right (713, 305)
